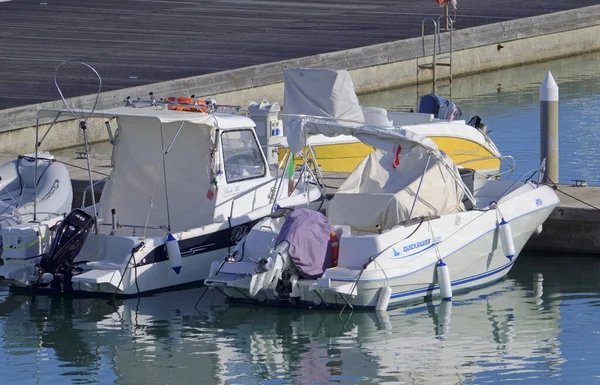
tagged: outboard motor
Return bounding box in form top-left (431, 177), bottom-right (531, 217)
top-left (418, 94), bottom-right (462, 121)
top-left (31, 209), bottom-right (94, 291)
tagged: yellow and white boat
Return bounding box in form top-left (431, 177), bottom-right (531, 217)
top-left (256, 68), bottom-right (505, 178)
top-left (276, 114), bottom-right (502, 177)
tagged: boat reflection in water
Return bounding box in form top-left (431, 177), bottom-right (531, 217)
top-left (0, 257), bottom-right (571, 384)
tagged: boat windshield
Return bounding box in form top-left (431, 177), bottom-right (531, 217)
top-left (221, 129), bottom-right (266, 183)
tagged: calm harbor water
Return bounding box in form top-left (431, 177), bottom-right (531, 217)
top-left (1, 254), bottom-right (600, 384)
top-left (3, 53), bottom-right (600, 384)
top-left (360, 50), bottom-right (600, 185)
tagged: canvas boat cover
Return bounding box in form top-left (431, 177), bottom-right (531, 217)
top-left (328, 148), bottom-right (465, 232)
top-left (418, 94), bottom-right (463, 121)
top-left (283, 68), bottom-right (364, 125)
top-left (99, 110), bottom-right (217, 236)
top-left (281, 68), bottom-right (466, 232)
top-left (275, 208), bottom-right (332, 279)
top-left (282, 68), bottom-right (440, 156)
top-left (283, 68), bottom-right (364, 149)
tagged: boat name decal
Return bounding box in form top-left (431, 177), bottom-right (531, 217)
top-left (230, 225), bottom-right (248, 244)
top-left (404, 238), bottom-right (431, 252)
top-left (221, 185), bottom-right (241, 197)
top-left (393, 236), bottom-right (441, 258)
top-left (453, 148), bottom-right (479, 155)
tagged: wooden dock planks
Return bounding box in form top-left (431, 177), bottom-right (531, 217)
top-left (0, 0), bottom-right (598, 110)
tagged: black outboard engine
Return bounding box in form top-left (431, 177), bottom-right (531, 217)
top-left (32, 209), bottom-right (94, 291)
top-left (418, 94), bottom-right (463, 121)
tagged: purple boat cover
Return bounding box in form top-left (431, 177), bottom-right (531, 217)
top-left (275, 208), bottom-right (332, 279)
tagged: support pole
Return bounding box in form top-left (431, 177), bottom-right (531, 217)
top-left (445, 3), bottom-right (449, 30)
top-left (540, 71), bottom-right (559, 184)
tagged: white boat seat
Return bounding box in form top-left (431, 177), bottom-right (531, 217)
top-left (243, 227), bottom-right (277, 261)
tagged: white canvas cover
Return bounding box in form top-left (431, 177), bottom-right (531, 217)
top-left (283, 68), bottom-right (364, 124)
top-left (327, 148), bottom-right (465, 232)
top-left (283, 68), bottom-right (365, 151)
top-left (100, 115), bottom-right (215, 235)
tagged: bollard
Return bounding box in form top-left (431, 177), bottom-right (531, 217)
top-left (540, 71), bottom-right (559, 184)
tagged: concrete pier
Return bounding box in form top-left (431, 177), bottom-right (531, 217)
top-left (525, 185), bottom-right (600, 254)
top-left (2, 4), bottom-right (600, 153)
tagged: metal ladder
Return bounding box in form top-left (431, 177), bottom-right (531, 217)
top-left (416, 16), bottom-right (454, 108)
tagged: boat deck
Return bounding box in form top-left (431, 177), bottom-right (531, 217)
top-left (0, 0), bottom-right (598, 110)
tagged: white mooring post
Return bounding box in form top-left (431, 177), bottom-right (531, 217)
top-left (540, 71), bottom-right (559, 184)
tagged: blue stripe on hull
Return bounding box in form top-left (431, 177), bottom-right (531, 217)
top-left (389, 262), bottom-right (513, 301)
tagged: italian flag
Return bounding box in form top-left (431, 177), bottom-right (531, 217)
top-left (286, 154), bottom-right (295, 195)
top-left (285, 154), bottom-right (295, 178)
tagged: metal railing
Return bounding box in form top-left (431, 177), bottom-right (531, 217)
top-left (456, 155), bottom-right (516, 180)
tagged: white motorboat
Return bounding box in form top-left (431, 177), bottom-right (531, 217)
top-left (0, 152), bottom-right (73, 261)
top-left (0, 102), bottom-right (324, 296)
top-left (205, 77), bottom-right (560, 311)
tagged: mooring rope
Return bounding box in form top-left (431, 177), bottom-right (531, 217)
top-left (542, 177), bottom-right (600, 212)
top-left (56, 159), bottom-right (110, 177)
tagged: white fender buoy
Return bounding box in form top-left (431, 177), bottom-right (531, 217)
top-left (535, 224), bottom-right (543, 235)
top-left (166, 233), bottom-right (182, 274)
top-left (376, 285), bottom-right (392, 311)
top-left (436, 260), bottom-right (452, 301)
top-left (499, 219), bottom-right (515, 261)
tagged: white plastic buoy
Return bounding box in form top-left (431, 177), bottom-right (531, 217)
top-left (166, 233), bottom-right (182, 274)
top-left (499, 219), bottom-right (515, 261)
top-left (535, 224), bottom-right (543, 235)
top-left (376, 285), bottom-right (392, 311)
top-left (436, 260), bottom-right (452, 301)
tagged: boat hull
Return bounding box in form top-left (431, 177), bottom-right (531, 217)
top-left (279, 136), bottom-right (501, 176)
top-left (207, 184), bottom-right (559, 310)
top-left (0, 197), bottom-right (326, 298)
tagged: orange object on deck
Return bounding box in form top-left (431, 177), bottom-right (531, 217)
top-left (330, 231), bottom-right (339, 267)
top-left (164, 96), bottom-right (208, 113)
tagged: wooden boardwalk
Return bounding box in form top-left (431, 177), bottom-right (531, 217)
top-left (0, 0), bottom-right (598, 110)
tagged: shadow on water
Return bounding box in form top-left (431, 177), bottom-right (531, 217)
top-left (3, 252), bottom-right (600, 384)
